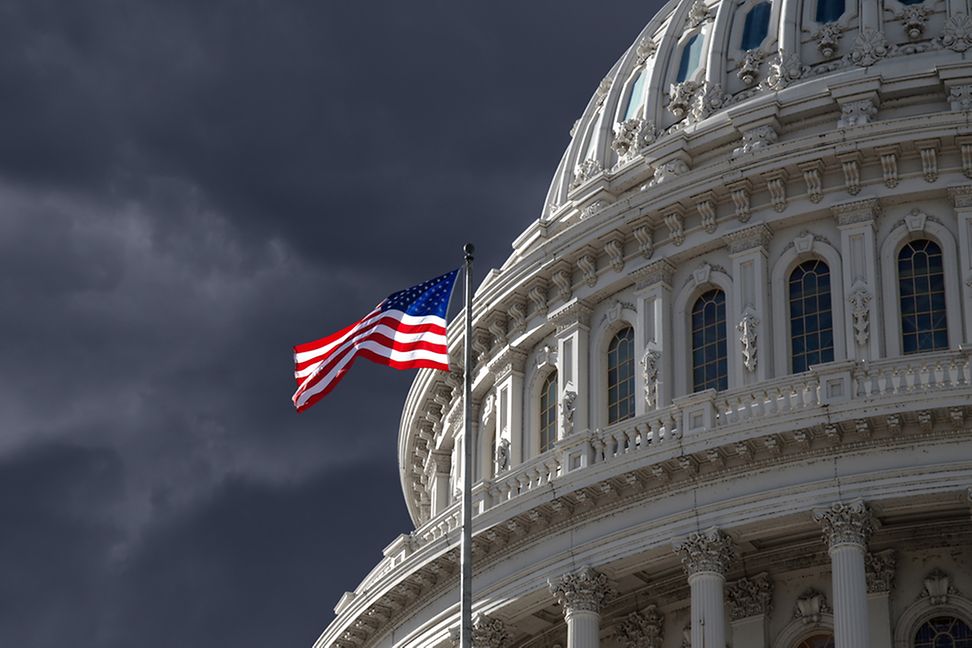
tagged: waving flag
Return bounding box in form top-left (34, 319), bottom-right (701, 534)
top-left (292, 269), bottom-right (459, 412)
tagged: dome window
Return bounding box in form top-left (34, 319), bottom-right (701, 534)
top-left (539, 371), bottom-right (557, 453)
top-left (624, 67), bottom-right (649, 121)
top-left (691, 289), bottom-right (727, 392)
top-left (815, 0), bottom-right (844, 24)
top-left (607, 327), bottom-right (635, 424)
top-left (789, 260), bottom-right (835, 373)
top-left (676, 34), bottom-right (704, 83)
top-left (741, 2), bottom-right (772, 51)
top-left (913, 617), bottom-right (972, 648)
top-left (898, 239), bottom-right (948, 354)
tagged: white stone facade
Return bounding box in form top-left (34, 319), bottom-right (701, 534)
top-left (315, 1), bottom-right (972, 647)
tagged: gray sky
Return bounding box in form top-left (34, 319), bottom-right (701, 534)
top-left (0, 2), bottom-right (663, 646)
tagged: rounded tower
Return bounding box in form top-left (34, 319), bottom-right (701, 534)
top-left (317, 1), bottom-right (972, 647)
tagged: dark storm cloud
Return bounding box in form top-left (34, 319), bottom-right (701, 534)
top-left (0, 1), bottom-right (661, 646)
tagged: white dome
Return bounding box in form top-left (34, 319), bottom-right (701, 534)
top-left (317, 1), bottom-right (972, 647)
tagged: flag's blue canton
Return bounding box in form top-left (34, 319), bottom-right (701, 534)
top-left (380, 269), bottom-right (459, 318)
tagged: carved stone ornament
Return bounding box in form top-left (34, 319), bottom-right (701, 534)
top-left (764, 50), bottom-right (807, 90)
top-left (697, 195), bottom-right (717, 233)
top-left (737, 49), bottom-right (764, 86)
top-left (727, 573), bottom-right (774, 621)
top-left (528, 281), bottom-right (548, 314)
top-left (571, 158), bottom-right (603, 190)
top-left (794, 589), bottom-right (831, 625)
top-left (687, 0), bottom-right (710, 28)
top-left (549, 566), bottom-right (614, 615)
top-left (668, 81), bottom-right (699, 120)
top-left (838, 99), bottom-right (877, 128)
top-left (595, 77), bottom-right (613, 107)
top-left (495, 437), bottom-right (511, 474)
top-left (641, 348), bottom-right (662, 409)
top-left (921, 569), bottom-right (958, 605)
top-left (738, 310), bottom-right (759, 373)
top-left (648, 159), bottom-right (690, 187)
top-left (865, 549), bottom-right (896, 594)
top-left (897, 4), bottom-right (931, 41)
top-left (604, 239), bottom-right (625, 273)
top-left (848, 28), bottom-right (890, 67)
top-left (616, 606), bottom-right (664, 648)
top-left (732, 125), bottom-right (777, 157)
top-left (691, 82), bottom-right (727, 122)
top-left (813, 499), bottom-right (873, 549)
top-left (848, 286), bottom-right (871, 347)
top-left (815, 22), bottom-right (843, 58)
top-left (949, 84), bottom-right (972, 112)
top-left (472, 616), bottom-right (512, 648)
top-left (561, 388), bottom-right (577, 435)
top-left (636, 37), bottom-right (658, 64)
top-left (612, 118), bottom-right (655, 162)
top-left (664, 210), bottom-right (685, 246)
top-left (673, 528), bottom-right (736, 576)
top-left (800, 160), bottom-right (824, 203)
top-left (481, 392), bottom-right (496, 427)
top-left (942, 14), bottom-right (972, 52)
top-left (577, 254), bottom-right (597, 287)
top-left (508, 301), bottom-right (526, 333)
top-left (536, 344), bottom-right (557, 370)
top-left (633, 224), bottom-right (655, 258)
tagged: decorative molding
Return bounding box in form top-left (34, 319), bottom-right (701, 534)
top-left (695, 192), bottom-right (718, 233)
top-left (633, 258), bottom-right (675, 289)
top-left (813, 499), bottom-right (873, 549)
top-left (723, 222), bottom-right (773, 254)
top-left (733, 125), bottom-right (778, 157)
top-left (561, 388), bottom-right (577, 435)
top-left (649, 159), bottom-right (690, 186)
top-left (507, 300), bottom-right (526, 333)
top-left (635, 37), bottom-right (658, 64)
top-left (527, 278), bottom-right (548, 314)
top-left (837, 99), bottom-right (877, 128)
top-left (865, 549), bottom-right (895, 594)
top-left (916, 139), bottom-right (940, 183)
top-left (577, 253), bottom-right (598, 287)
top-left (764, 49), bottom-right (808, 90)
top-left (571, 158), bottom-right (603, 190)
top-left (551, 266), bottom-right (573, 302)
top-left (673, 528), bottom-right (736, 576)
top-left (848, 285), bottom-right (872, 347)
top-left (686, 0), bottom-right (710, 28)
top-left (876, 145), bottom-right (899, 188)
top-left (691, 81), bottom-right (728, 123)
top-left (942, 14), bottom-right (972, 52)
top-left (831, 198), bottom-right (881, 226)
top-left (664, 205), bottom-right (686, 246)
top-left (668, 81), bottom-right (699, 120)
top-left (728, 179), bottom-right (753, 222)
top-left (815, 22), bottom-right (843, 58)
top-left (765, 170), bottom-right (788, 213)
top-left (472, 616), bottom-right (512, 648)
top-left (549, 299), bottom-right (593, 331)
top-left (799, 160), bottom-right (824, 203)
top-left (905, 208), bottom-right (927, 232)
top-left (947, 184), bottom-right (972, 209)
top-left (613, 118), bottom-right (656, 163)
top-left (727, 572), bottom-right (774, 621)
top-left (897, 4), bottom-right (931, 41)
top-left (616, 606), bottom-right (664, 648)
top-left (920, 568), bottom-right (959, 605)
top-left (949, 85), bottom-right (972, 112)
top-left (603, 233), bottom-right (626, 273)
top-left (837, 152), bottom-right (862, 195)
top-left (794, 589), bottom-right (830, 625)
top-left (642, 348), bottom-right (662, 409)
top-left (848, 28), bottom-right (891, 67)
top-left (632, 222), bottom-right (655, 259)
top-left (737, 49), bottom-right (764, 86)
top-left (738, 310), bottom-right (759, 373)
top-left (549, 566), bottom-right (614, 614)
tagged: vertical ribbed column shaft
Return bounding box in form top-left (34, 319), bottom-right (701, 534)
top-left (565, 609), bottom-right (600, 648)
top-left (689, 571), bottom-right (727, 648)
top-left (830, 542), bottom-right (869, 648)
top-left (814, 500), bottom-right (873, 648)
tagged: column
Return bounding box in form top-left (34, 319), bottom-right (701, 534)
top-left (832, 200), bottom-right (882, 360)
top-left (674, 528), bottom-right (736, 648)
top-left (551, 300), bottom-right (593, 440)
top-left (948, 186), bottom-right (972, 345)
top-left (633, 260), bottom-right (675, 412)
top-left (813, 500), bottom-right (873, 648)
top-left (723, 224), bottom-right (773, 385)
top-left (487, 348), bottom-right (528, 468)
top-left (549, 567), bottom-right (613, 648)
top-left (727, 572), bottom-right (773, 648)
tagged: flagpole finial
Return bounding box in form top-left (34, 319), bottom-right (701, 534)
top-left (464, 243), bottom-right (475, 258)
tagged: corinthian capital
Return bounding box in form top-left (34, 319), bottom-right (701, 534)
top-left (616, 605), bottom-right (664, 648)
top-left (813, 499), bottom-right (873, 549)
top-left (549, 566), bottom-right (613, 615)
top-left (472, 616), bottom-right (512, 648)
top-left (673, 528), bottom-right (736, 576)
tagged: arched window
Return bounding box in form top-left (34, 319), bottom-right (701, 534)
top-left (539, 372), bottom-right (558, 453)
top-left (789, 259), bottom-right (835, 372)
top-left (624, 67), bottom-right (648, 120)
top-left (691, 289), bottom-right (728, 392)
top-left (741, 2), bottom-right (771, 50)
top-left (795, 634), bottom-right (835, 648)
top-left (815, 0), bottom-right (844, 23)
top-left (914, 617), bottom-right (972, 648)
top-left (899, 239), bottom-right (948, 354)
top-left (676, 34), bottom-right (704, 82)
top-left (607, 327), bottom-right (635, 424)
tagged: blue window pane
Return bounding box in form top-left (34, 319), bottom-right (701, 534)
top-left (741, 2), bottom-right (772, 50)
top-left (899, 239), bottom-right (948, 354)
top-left (625, 68), bottom-right (648, 120)
top-left (691, 289), bottom-right (728, 392)
top-left (789, 259), bottom-right (835, 372)
top-left (608, 327), bottom-right (635, 423)
top-left (816, 0), bottom-right (844, 23)
top-left (676, 34), bottom-right (704, 82)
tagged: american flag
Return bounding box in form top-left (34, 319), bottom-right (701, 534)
top-left (292, 269), bottom-right (459, 412)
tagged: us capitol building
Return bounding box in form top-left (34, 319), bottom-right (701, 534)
top-left (315, 0), bottom-right (972, 647)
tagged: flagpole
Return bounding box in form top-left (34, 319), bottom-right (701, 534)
top-left (460, 243), bottom-right (474, 648)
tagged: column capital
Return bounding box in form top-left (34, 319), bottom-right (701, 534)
top-left (865, 549), bottom-right (896, 594)
top-left (947, 184), bottom-right (972, 209)
top-left (813, 499), bottom-right (873, 550)
top-left (472, 615), bottom-right (512, 648)
top-left (831, 198), bottom-right (882, 227)
top-left (632, 259), bottom-right (676, 290)
top-left (726, 572), bottom-right (774, 621)
top-left (549, 566), bottom-right (614, 615)
top-left (616, 605), bottom-right (664, 648)
top-left (487, 347), bottom-right (528, 379)
top-left (722, 223), bottom-right (773, 255)
top-left (673, 527), bottom-right (736, 576)
top-left (550, 299), bottom-right (594, 333)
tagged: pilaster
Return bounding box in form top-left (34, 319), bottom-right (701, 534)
top-left (428, 450), bottom-right (452, 516)
top-left (633, 260), bottom-right (675, 411)
top-left (948, 185), bottom-right (972, 344)
top-left (832, 199), bottom-right (882, 361)
top-left (723, 224), bottom-right (773, 385)
top-left (488, 348), bottom-right (528, 468)
top-left (550, 300), bottom-right (593, 441)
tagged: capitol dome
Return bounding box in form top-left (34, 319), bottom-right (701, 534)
top-left (316, 1), bottom-right (972, 647)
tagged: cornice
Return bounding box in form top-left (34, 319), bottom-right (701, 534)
top-left (722, 223), bottom-right (774, 255)
top-left (831, 198), bottom-right (882, 226)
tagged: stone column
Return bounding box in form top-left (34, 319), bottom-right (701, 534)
top-left (674, 528), bottom-right (736, 648)
top-left (723, 224), bottom-right (773, 385)
top-left (727, 572), bottom-right (773, 648)
top-left (814, 500), bottom-right (873, 648)
top-left (549, 567), bottom-right (613, 648)
top-left (832, 200), bottom-right (882, 360)
top-left (947, 186), bottom-right (972, 345)
top-left (551, 300), bottom-right (593, 441)
top-left (633, 260), bottom-right (675, 412)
